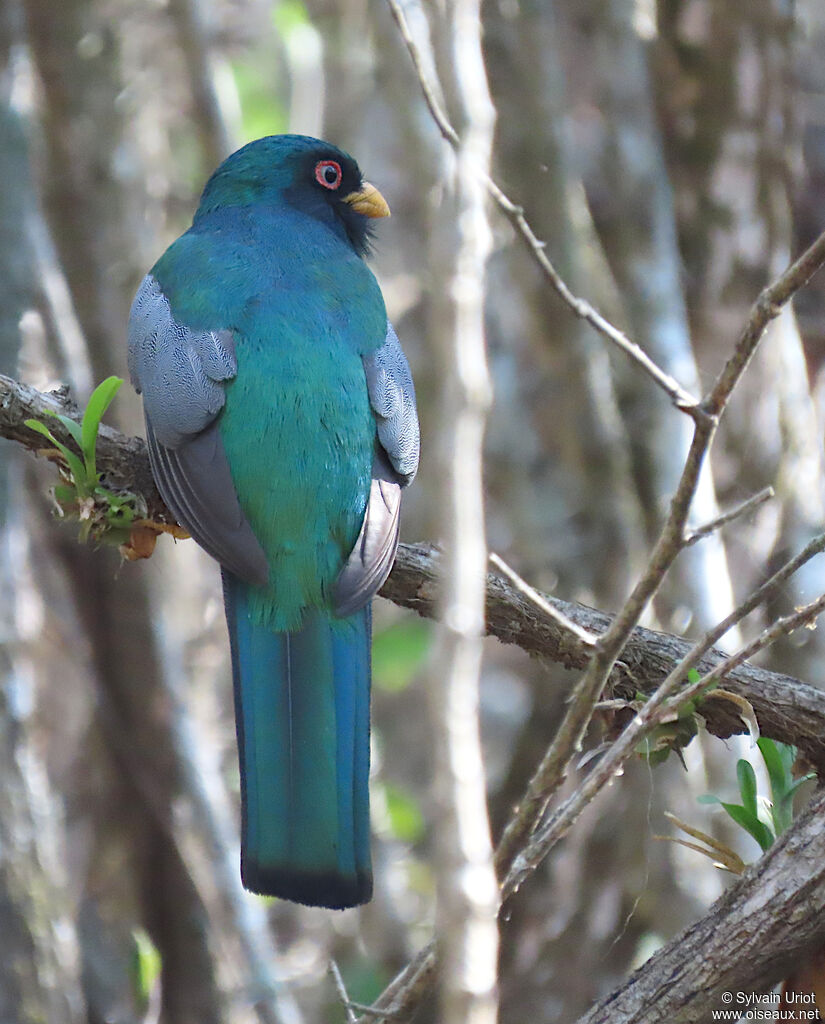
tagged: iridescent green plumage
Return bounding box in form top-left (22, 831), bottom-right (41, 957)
top-left (130, 136), bottom-right (418, 908)
top-left (153, 199), bottom-right (386, 629)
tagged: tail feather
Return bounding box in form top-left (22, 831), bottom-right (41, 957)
top-left (223, 572), bottom-right (372, 909)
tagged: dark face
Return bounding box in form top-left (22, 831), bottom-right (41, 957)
top-left (194, 136), bottom-right (389, 258)
top-left (288, 146), bottom-right (374, 256)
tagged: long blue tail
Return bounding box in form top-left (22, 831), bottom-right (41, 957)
top-left (222, 572), bottom-right (372, 908)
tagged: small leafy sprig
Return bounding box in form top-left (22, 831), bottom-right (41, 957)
top-left (25, 376), bottom-right (143, 544)
top-left (632, 669), bottom-right (719, 767)
top-left (698, 737), bottom-right (815, 852)
top-left (660, 738), bottom-right (815, 875)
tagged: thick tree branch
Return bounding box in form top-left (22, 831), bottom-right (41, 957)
top-left (4, 370), bottom-right (825, 769)
top-left (573, 785), bottom-right (825, 1024)
top-left (8, 371), bottom-right (825, 1022)
top-left (386, 543), bottom-right (825, 769)
top-left (0, 372), bottom-right (167, 520)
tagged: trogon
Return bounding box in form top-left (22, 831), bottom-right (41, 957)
top-left (128, 134), bottom-right (419, 909)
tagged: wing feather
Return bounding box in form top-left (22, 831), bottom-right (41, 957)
top-left (146, 420), bottom-right (268, 584)
top-left (130, 274), bottom-right (268, 584)
top-left (333, 323), bottom-right (419, 615)
top-left (332, 450), bottom-right (401, 616)
top-left (363, 323), bottom-right (420, 484)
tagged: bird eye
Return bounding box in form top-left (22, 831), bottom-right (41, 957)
top-left (315, 160), bottom-right (342, 190)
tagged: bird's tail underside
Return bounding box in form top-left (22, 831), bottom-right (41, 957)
top-left (223, 572), bottom-right (372, 909)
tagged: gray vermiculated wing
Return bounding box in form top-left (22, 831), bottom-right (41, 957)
top-left (333, 449), bottom-right (401, 617)
top-left (333, 324), bottom-right (419, 614)
top-left (364, 322), bottom-right (420, 485)
top-left (128, 274), bottom-right (236, 448)
top-left (130, 274), bottom-right (268, 584)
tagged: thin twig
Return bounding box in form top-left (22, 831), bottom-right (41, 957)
top-left (503, 573), bottom-right (825, 901)
top-left (683, 487), bottom-right (775, 546)
top-left (369, 941), bottom-right (437, 1022)
top-left (489, 553), bottom-right (597, 647)
top-left (384, 0), bottom-right (702, 417)
top-left (706, 230), bottom-right (825, 418)
top-left (494, 516), bottom-right (823, 880)
top-left (329, 961), bottom-right (358, 1024)
top-left (385, 0), bottom-right (459, 147)
top-left (342, 1001), bottom-right (407, 1021)
top-left (506, 226), bottom-right (825, 887)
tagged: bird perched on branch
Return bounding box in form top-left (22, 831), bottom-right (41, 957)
top-left (128, 134), bottom-right (419, 909)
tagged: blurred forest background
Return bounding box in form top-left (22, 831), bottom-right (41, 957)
top-left (2, 0), bottom-right (825, 1022)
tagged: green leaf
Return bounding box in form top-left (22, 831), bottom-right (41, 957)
top-left (382, 781), bottom-right (425, 843)
top-left (736, 759), bottom-right (758, 819)
top-left (45, 411), bottom-right (84, 450)
top-left (719, 801), bottom-right (774, 852)
top-left (81, 376), bottom-right (122, 478)
top-left (778, 740), bottom-right (796, 776)
top-left (757, 738), bottom-right (806, 836)
top-left (774, 774), bottom-right (815, 835)
top-left (757, 738), bottom-right (788, 803)
top-left (130, 928), bottom-right (161, 1006)
top-left (372, 619), bottom-right (432, 692)
top-left (25, 419), bottom-right (88, 492)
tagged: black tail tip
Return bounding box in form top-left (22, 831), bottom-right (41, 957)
top-left (242, 860), bottom-right (373, 909)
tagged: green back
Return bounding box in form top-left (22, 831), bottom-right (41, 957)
top-left (154, 204), bottom-right (387, 629)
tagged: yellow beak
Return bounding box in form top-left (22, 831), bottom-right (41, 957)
top-left (342, 181), bottom-right (390, 219)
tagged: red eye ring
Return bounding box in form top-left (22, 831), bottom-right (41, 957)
top-left (315, 160), bottom-right (342, 190)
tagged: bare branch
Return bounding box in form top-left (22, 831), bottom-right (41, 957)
top-left (329, 962), bottom-right (358, 1024)
top-left (489, 553), bottom-right (597, 647)
top-left (504, 572), bottom-right (825, 902)
top-left (370, 941), bottom-right (437, 1023)
top-left (384, 0), bottom-right (702, 416)
top-left (503, 226), bottom-right (825, 899)
top-left (683, 486), bottom-right (774, 546)
top-left (573, 787), bottom-right (825, 1024)
top-left (424, 0), bottom-right (500, 1018)
top-left (495, 520), bottom-right (825, 881)
top-left (1, 374), bottom-right (822, 768)
top-left (385, 543), bottom-right (825, 765)
top-left (706, 229), bottom-right (825, 417)
top-left (385, 0), bottom-right (458, 148)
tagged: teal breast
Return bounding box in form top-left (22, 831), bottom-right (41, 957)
top-left (154, 207), bottom-right (387, 630)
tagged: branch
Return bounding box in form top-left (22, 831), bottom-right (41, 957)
top-left (424, 0), bottom-right (500, 1019)
top-left (0, 372), bottom-right (168, 521)
top-left (3, 369), bottom-right (824, 767)
top-left (502, 581), bottom-right (825, 902)
top-left (8, 371), bottom-right (825, 1021)
top-left (385, 543), bottom-right (825, 770)
top-left (573, 786), bottom-right (825, 1024)
top-left (384, 0), bottom-right (702, 417)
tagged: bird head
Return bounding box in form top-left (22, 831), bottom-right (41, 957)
top-left (193, 134), bottom-right (390, 257)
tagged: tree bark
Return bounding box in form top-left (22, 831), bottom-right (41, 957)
top-left (4, 373), bottom-right (825, 771)
top-left (574, 785), bottom-right (825, 1024)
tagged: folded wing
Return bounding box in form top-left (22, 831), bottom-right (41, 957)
top-left (128, 274), bottom-right (269, 585)
top-left (333, 323), bottom-right (420, 616)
